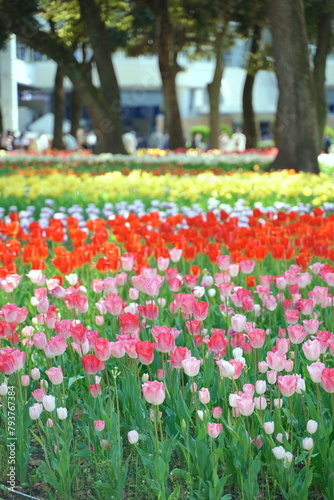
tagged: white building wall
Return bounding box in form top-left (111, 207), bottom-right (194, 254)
top-left (2, 35), bottom-right (334, 132)
top-left (0, 35), bottom-right (19, 131)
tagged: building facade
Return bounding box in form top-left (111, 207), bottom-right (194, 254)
top-left (1, 35), bottom-right (334, 142)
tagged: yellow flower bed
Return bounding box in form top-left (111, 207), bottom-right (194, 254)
top-left (0, 170), bottom-right (333, 205)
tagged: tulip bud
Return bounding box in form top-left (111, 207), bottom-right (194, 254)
top-left (127, 430), bottom-right (139, 444)
top-left (31, 368), bottom-right (41, 380)
top-left (255, 380), bottom-right (266, 395)
top-left (198, 388), bottom-right (210, 404)
top-left (263, 421), bottom-right (274, 434)
top-left (306, 420), bottom-right (318, 434)
top-left (47, 418), bottom-right (54, 428)
top-left (42, 395), bottom-right (56, 412)
top-left (272, 446), bottom-right (285, 460)
top-left (212, 406), bottom-right (222, 419)
top-left (94, 420), bottom-right (105, 432)
top-left (0, 383), bottom-right (8, 396)
top-left (21, 375), bottom-right (30, 386)
top-left (258, 361), bottom-right (268, 373)
top-left (56, 407), bottom-right (68, 420)
top-left (197, 410), bottom-right (204, 421)
top-left (302, 437), bottom-right (314, 451)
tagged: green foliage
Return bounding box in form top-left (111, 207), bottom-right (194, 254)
top-left (190, 125), bottom-right (210, 141)
top-left (220, 123), bottom-right (232, 137)
top-left (189, 124), bottom-right (232, 141)
top-left (324, 125), bottom-right (334, 139)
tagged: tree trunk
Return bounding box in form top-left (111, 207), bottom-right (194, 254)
top-left (52, 65), bottom-right (64, 149)
top-left (208, 28), bottom-right (225, 150)
top-left (70, 87), bottom-right (81, 139)
top-left (77, 0), bottom-right (126, 153)
top-left (268, 0), bottom-right (319, 173)
top-left (242, 27), bottom-right (261, 149)
top-left (156, 0), bottom-right (185, 149)
top-left (313, 11), bottom-right (333, 150)
top-left (8, 15), bottom-right (125, 153)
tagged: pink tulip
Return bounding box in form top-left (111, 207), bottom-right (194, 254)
top-left (258, 361), bottom-right (268, 373)
top-left (142, 380), bottom-right (165, 405)
top-left (216, 255), bottom-right (230, 271)
top-left (285, 359), bottom-right (294, 372)
top-left (239, 260), bottom-right (255, 274)
top-left (316, 330), bottom-right (331, 353)
top-left (89, 384), bottom-right (102, 398)
top-left (182, 357), bottom-right (201, 377)
top-left (302, 339), bottom-right (321, 362)
top-left (198, 388), bottom-right (210, 404)
top-left (212, 406), bottom-right (222, 419)
top-left (31, 368), bottom-right (40, 380)
top-left (109, 341), bottom-right (125, 358)
top-left (266, 350), bottom-right (286, 372)
top-left (236, 394), bottom-right (255, 416)
top-left (231, 314), bottom-right (247, 333)
top-left (169, 248), bottom-right (182, 262)
top-left (267, 370), bottom-right (277, 384)
top-left (82, 354), bottom-right (105, 374)
top-left (45, 366), bottom-right (63, 385)
top-left (303, 319), bottom-right (321, 335)
top-left (121, 253), bottom-right (135, 271)
top-left (243, 384), bottom-right (255, 397)
top-left (254, 396), bottom-right (267, 410)
top-left (127, 430), bottom-right (139, 444)
top-left (207, 422), bottom-right (223, 438)
top-left (307, 362), bottom-right (325, 383)
top-left (157, 257), bottom-right (170, 271)
top-left (155, 331), bottom-right (175, 353)
top-left (21, 375), bottom-right (30, 386)
top-left (216, 359), bottom-right (235, 378)
top-left (312, 286), bottom-right (328, 307)
top-left (276, 338), bottom-right (290, 353)
top-left (32, 388), bottom-right (46, 402)
top-left (192, 301), bottom-right (209, 321)
top-left (298, 299), bottom-right (315, 315)
top-left (44, 336), bottom-right (67, 358)
top-left (94, 420), bottom-right (105, 432)
top-left (278, 375), bottom-right (299, 397)
top-left (29, 403), bottom-right (43, 420)
top-left (169, 347), bottom-right (191, 369)
top-left (287, 324), bottom-right (308, 344)
top-left (94, 337), bottom-right (112, 361)
top-left (248, 328), bottom-right (265, 348)
top-left (321, 368), bottom-right (334, 393)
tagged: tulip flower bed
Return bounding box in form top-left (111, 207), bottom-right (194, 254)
top-left (0, 199), bottom-right (334, 500)
top-left (0, 170), bottom-right (334, 209)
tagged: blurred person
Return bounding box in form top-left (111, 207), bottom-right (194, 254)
top-left (322, 131), bottom-right (331, 154)
top-left (63, 132), bottom-right (78, 150)
top-left (84, 131), bottom-right (97, 150)
top-left (190, 132), bottom-right (202, 149)
top-left (232, 128), bottom-right (246, 152)
top-left (122, 130), bottom-right (138, 154)
top-left (13, 132), bottom-right (29, 150)
top-left (35, 133), bottom-right (49, 152)
top-left (2, 130), bottom-right (14, 151)
top-left (218, 131), bottom-right (230, 151)
top-left (147, 128), bottom-right (164, 149)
